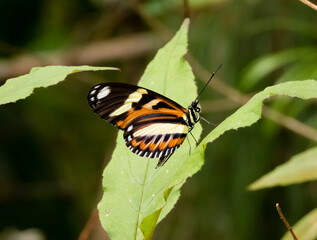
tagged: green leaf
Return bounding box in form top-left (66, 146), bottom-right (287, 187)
top-left (239, 47), bottom-right (315, 91)
top-left (248, 147), bottom-right (317, 190)
top-left (98, 19), bottom-right (203, 240)
top-left (281, 208), bottom-right (317, 240)
top-left (0, 65), bottom-right (119, 105)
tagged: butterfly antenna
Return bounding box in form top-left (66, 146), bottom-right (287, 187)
top-left (195, 64), bottom-right (222, 101)
top-left (200, 114), bottom-right (218, 126)
top-left (200, 114), bottom-right (210, 124)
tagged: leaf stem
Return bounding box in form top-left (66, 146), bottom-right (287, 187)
top-left (276, 203), bottom-right (298, 240)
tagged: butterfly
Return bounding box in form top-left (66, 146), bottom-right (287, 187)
top-left (87, 65), bottom-right (221, 168)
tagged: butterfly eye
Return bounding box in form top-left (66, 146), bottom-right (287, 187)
top-left (195, 107), bottom-right (201, 112)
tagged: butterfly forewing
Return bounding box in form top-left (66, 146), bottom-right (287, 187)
top-left (88, 82), bottom-right (190, 167)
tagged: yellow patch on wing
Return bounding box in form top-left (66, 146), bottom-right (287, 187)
top-left (109, 89), bottom-right (147, 117)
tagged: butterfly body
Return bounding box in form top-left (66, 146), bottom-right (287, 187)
top-left (88, 82), bottom-right (201, 168)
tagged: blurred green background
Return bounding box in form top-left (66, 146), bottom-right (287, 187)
top-left (0, 0), bottom-right (317, 239)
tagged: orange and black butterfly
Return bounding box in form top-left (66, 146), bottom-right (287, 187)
top-left (88, 66), bottom-right (221, 168)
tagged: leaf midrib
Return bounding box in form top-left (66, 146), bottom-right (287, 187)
top-left (135, 159), bottom-right (151, 239)
top-left (133, 27), bottom-right (186, 239)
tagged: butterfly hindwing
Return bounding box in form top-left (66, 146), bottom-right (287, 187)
top-left (124, 116), bottom-right (188, 167)
top-left (88, 82), bottom-right (190, 167)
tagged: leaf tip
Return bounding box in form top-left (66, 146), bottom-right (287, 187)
top-left (183, 18), bottom-right (190, 28)
top-left (246, 183), bottom-right (257, 191)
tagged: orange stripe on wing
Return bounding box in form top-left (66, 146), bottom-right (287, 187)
top-left (131, 139), bottom-right (139, 148)
top-left (177, 136), bottom-right (185, 145)
top-left (115, 102), bottom-right (188, 129)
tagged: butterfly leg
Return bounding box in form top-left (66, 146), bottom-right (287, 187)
top-left (189, 131), bottom-right (198, 145)
top-left (186, 136), bottom-right (191, 156)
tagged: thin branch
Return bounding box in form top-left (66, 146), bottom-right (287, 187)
top-left (276, 203), bottom-right (298, 240)
top-left (78, 208), bottom-right (110, 240)
top-left (263, 106), bottom-right (317, 142)
top-left (183, 0), bottom-right (191, 19)
top-left (0, 32), bottom-right (161, 81)
top-left (78, 208), bottom-right (99, 240)
top-left (299, 0), bottom-right (317, 11)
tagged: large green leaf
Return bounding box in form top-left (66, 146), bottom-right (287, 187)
top-left (248, 147), bottom-right (317, 190)
top-left (0, 65), bottom-right (118, 105)
top-left (281, 208), bottom-right (317, 240)
top-left (98, 19), bottom-right (203, 240)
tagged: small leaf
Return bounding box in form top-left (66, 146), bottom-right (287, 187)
top-left (239, 47), bottom-right (314, 91)
top-left (281, 208), bottom-right (317, 240)
top-left (98, 18), bottom-right (203, 240)
top-left (0, 65), bottom-right (119, 105)
top-left (248, 147), bottom-right (317, 190)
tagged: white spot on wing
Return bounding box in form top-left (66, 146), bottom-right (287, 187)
top-left (97, 86), bottom-right (110, 99)
top-left (127, 125), bottom-right (133, 132)
top-left (90, 89), bottom-right (96, 95)
top-left (165, 149), bottom-right (170, 156)
top-left (127, 135), bottom-right (132, 141)
top-left (90, 97), bottom-right (95, 101)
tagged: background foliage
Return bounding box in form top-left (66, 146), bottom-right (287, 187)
top-left (0, 0), bottom-right (316, 239)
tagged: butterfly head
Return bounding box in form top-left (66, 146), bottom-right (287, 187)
top-left (188, 99), bottom-right (201, 127)
top-left (187, 64), bottom-right (222, 128)
top-left (192, 99), bottom-right (201, 113)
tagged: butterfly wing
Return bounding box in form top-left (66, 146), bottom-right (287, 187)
top-left (88, 83), bottom-right (190, 167)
